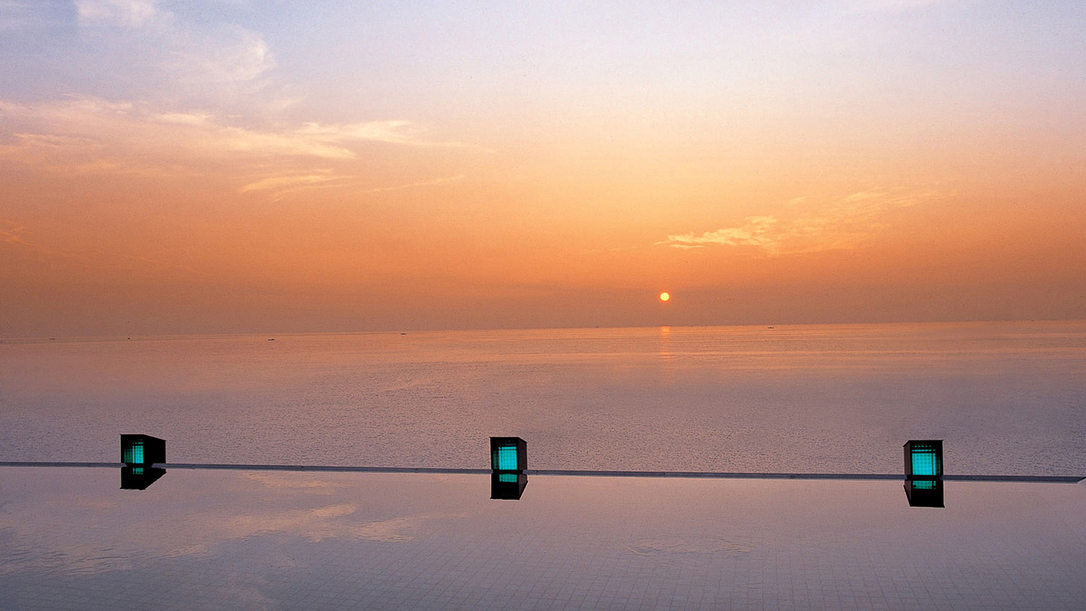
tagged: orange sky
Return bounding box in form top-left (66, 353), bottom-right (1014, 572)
top-left (2, 1), bottom-right (1085, 336)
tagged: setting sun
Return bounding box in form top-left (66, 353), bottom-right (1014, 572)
top-left (659, 292), bottom-right (671, 302)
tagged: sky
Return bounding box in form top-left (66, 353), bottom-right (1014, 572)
top-left (1, 0), bottom-right (1084, 336)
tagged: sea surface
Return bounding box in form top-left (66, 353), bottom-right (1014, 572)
top-left (2, 321), bottom-right (1084, 476)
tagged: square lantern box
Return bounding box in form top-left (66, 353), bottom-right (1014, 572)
top-left (490, 437), bottom-right (527, 500)
top-left (904, 440), bottom-right (943, 507)
top-left (121, 434), bottom-right (166, 490)
top-left (121, 434), bottom-right (166, 466)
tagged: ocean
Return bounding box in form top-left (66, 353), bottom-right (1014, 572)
top-left (2, 321), bottom-right (1084, 476)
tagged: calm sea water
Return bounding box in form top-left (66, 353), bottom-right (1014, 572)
top-left (1, 322), bottom-right (1084, 475)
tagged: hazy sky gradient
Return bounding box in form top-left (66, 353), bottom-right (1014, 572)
top-left (2, 0), bottom-right (1084, 336)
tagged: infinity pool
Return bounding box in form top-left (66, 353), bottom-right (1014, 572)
top-left (2, 467), bottom-right (1084, 610)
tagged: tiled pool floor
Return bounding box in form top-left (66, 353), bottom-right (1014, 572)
top-left (1, 467), bottom-right (1084, 610)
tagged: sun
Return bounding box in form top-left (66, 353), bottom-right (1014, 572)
top-left (659, 292), bottom-right (670, 302)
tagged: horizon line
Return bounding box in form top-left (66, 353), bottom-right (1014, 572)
top-left (3, 317), bottom-right (1084, 343)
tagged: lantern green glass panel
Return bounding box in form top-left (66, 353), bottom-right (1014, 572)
top-left (121, 434), bottom-right (165, 466)
top-left (903, 440), bottom-right (942, 479)
top-left (490, 437), bottom-right (526, 472)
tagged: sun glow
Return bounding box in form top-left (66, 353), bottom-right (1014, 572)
top-left (659, 292), bottom-right (670, 302)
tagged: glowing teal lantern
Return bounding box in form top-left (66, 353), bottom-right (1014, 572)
top-left (120, 434), bottom-right (166, 490)
top-left (490, 437), bottom-right (527, 500)
top-left (903, 440), bottom-right (943, 507)
top-left (121, 434), bottom-right (165, 466)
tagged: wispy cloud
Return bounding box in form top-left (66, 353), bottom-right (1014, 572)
top-left (662, 216), bottom-right (781, 250)
top-left (168, 25), bottom-right (276, 86)
top-left (236, 171), bottom-right (466, 202)
top-left (359, 174), bottom-right (467, 194)
top-left (297, 121), bottom-right (464, 149)
top-left (76, 0), bottom-right (162, 28)
top-left (658, 189), bottom-right (944, 255)
top-left (240, 172), bottom-right (340, 193)
top-left (73, 0), bottom-right (276, 106)
top-left (0, 97), bottom-right (460, 171)
top-left (0, 96), bottom-right (465, 210)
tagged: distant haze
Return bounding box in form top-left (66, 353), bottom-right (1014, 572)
top-left (2, 1), bottom-right (1085, 336)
